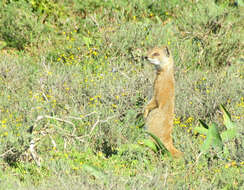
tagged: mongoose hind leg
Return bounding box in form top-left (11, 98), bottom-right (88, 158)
top-left (147, 110), bottom-right (183, 158)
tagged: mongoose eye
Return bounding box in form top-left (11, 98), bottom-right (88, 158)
top-left (152, 52), bottom-right (160, 57)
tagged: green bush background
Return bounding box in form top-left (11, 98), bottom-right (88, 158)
top-left (0, 0), bottom-right (243, 189)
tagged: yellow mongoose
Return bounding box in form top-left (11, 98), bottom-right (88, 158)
top-left (144, 46), bottom-right (183, 158)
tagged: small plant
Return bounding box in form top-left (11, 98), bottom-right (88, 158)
top-left (196, 121), bottom-right (224, 153)
top-left (195, 105), bottom-right (238, 156)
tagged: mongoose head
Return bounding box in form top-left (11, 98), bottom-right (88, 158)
top-left (146, 46), bottom-right (173, 71)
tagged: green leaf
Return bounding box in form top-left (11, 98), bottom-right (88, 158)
top-left (221, 128), bottom-right (237, 141)
top-left (199, 119), bottom-right (209, 129)
top-left (209, 123), bottom-right (223, 150)
top-left (145, 132), bottom-right (170, 156)
top-left (220, 105), bottom-right (236, 129)
top-left (138, 139), bottom-right (158, 152)
top-left (194, 126), bottom-right (208, 135)
top-left (200, 123), bottom-right (223, 152)
top-left (200, 130), bottom-right (212, 152)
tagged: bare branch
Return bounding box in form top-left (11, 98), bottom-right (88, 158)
top-left (0, 148), bottom-right (15, 158)
top-left (68, 111), bottom-right (97, 120)
top-left (89, 117), bottom-right (100, 135)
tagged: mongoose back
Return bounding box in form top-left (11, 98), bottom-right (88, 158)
top-left (144, 46), bottom-right (183, 158)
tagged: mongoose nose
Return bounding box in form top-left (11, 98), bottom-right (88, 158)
top-left (144, 56), bottom-right (148, 60)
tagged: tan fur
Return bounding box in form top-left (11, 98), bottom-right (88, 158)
top-left (144, 46), bottom-right (183, 158)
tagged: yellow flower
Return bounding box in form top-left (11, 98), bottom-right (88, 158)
top-left (1, 119), bottom-right (7, 124)
top-left (174, 120), bottom-right (180, 125)
top-left (112, 104), bottom-right (117, 108)
top-left (98, 151), bottom-right (103, 157)
top-left (200, 134), bottom-right (206, 139)
top-left (186, 117), bottom-right (194, 123)
top-left (180, 124), bottom-right (187, 128)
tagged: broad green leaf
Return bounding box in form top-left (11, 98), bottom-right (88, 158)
top-left (200, 122), bottom-right (223, 152)
top-left (200, 133), bottom-right (212, 152)
top-left (194, 126), bottom-right (208, 135)
top-left (221, 128), bottom-right (237, 141)
top-left (209, 123), bottom-right (223, 150)
top-left (198, 119), bottom-right (212, 152)
top-left (199, 119), bottom-right (209, 129)
top-left (138, 139), bottom-right (158, 152)
top-left (220, 105), bottom-right (236, 129)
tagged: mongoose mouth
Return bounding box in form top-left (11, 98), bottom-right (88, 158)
top-left (148, 58), bottom-right (161, 65)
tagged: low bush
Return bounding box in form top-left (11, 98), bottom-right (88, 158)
top-left (0, 1), bottom-right (42, 49)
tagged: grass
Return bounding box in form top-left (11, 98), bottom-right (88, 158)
top-left (0, 0), bottom-right (243, 189)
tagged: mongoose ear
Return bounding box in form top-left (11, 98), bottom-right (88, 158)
top-left (165, 46), bottom-right (170, 57)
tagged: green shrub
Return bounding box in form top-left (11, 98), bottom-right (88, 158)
top-left (0, 1), bottom-right (42, 49)
top-left (173, 0), bottom-right (242, 68)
